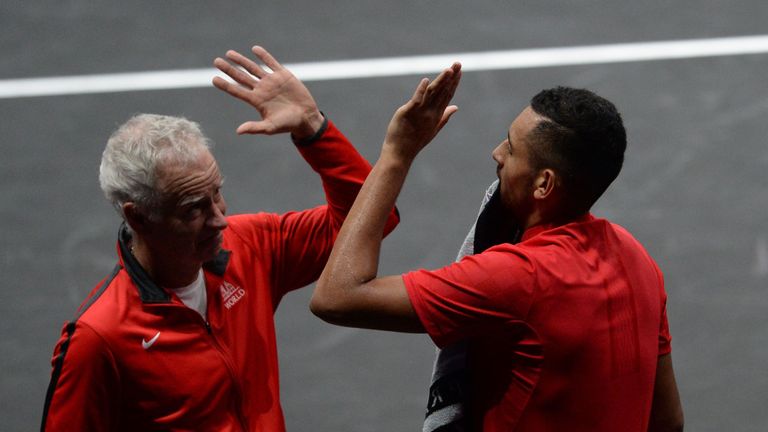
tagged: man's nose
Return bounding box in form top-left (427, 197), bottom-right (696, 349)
top-left (492, 142), bottom-right (504, 164)
top-left (208, 202), bottom-right (228, 230)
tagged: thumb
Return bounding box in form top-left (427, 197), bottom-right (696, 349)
top-left (435, 105), bottom-right (459, 133)
top-left (236, 120), bottom-right (275, 135)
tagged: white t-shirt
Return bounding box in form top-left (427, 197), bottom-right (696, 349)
top-left (170, 269), bottom-right (207, 320)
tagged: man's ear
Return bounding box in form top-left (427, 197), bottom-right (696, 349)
top-left (122, 202), bottom-right (151, 234)
top-left (533, 169), bottom-right (558, 200)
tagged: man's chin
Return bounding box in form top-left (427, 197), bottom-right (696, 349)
top-left (198, 235), bottom-right (223, 261)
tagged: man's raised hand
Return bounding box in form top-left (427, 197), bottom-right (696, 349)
top-left (382, 62), bottom-right (462, 163)
top-left (212, 46), bottom-right (324, 139)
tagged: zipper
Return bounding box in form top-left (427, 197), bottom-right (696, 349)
top-left (202, 316), bottom-right (249, 432)
top-left (157, 302), bottom-right (250, 431)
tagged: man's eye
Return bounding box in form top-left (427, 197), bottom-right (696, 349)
top-left (185, 206), bottom-right (202, 217)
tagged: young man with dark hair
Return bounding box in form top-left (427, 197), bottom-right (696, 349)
top-left (311, 65), bottom-right (683, 431)
top-left (528, 86), bottom-right (627, 217)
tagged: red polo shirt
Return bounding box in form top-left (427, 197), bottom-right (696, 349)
top-left (404, 214), bottom-right (670, 432)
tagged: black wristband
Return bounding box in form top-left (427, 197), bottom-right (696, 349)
top-left (291, 114), bottom-right (329, 147)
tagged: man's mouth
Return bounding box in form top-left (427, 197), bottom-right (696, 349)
top-left (201, 233), bottom-right (222, 247)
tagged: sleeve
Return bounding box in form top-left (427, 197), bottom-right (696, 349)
top-left (42, 321), bottom-right (121, 431)
top-left (403, 245), bottom-right (538, 348)
top-left (232, 119), bottom-right (399, 299)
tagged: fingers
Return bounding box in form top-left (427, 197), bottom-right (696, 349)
top-left (398, 63), bottom-right (461, 126)
top-left (425, 63), bottom-right (462, 108)
top-left (444, 63), bottom-right (462, 102)
top-left (212, 46), bottom-right (279, 91)
top-left (212, 75), bottom-right (253, 103)
top-left (211, 46), bottom-right (283, 104)
top-left (224, 50), bottom-right (268, 80)
top-left (213, 56), bottom-right (258, 90)
top-left (251, 46), bottom-right (283, 72)
top-left (409, 78), bottom-right (430, 105)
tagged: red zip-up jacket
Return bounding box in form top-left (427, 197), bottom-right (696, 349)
top-left (42, 119), bottom-right (399, 431)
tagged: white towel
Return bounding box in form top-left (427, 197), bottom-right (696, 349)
top-left (422, 180), bottom-right (522, 432)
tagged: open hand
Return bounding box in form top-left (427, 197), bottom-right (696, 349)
top-left (382, 63), bottom-right (462, 163)
top-left (212, 46), bottom-right (324, 139)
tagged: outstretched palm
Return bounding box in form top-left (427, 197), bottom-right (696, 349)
top-left (383, 63), bottom-right (462, 162)
top-left (213, 46), bottom-right (323, 138)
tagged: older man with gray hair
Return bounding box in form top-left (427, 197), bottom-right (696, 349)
top-left (41, 46), bottom-right (398, 431)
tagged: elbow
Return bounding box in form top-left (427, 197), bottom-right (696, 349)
top-left (649, 413), bottom-right (684, 432)
top-left (665, 421), bottom-right (684, 432)
top-left (672, 415), bottom-right (684, 432)
top-left (662, 420), bottom-right (684, 432)
top-left (310, 288), bottom-right (352, 326)
top-left (309, 294), bottom-right (333, 322)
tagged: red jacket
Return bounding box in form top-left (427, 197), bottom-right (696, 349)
top-left (42, 120), bottom-right (399, 431)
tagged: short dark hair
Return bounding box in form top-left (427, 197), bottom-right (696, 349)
top-left (528, 86), bottom-right (627, 214)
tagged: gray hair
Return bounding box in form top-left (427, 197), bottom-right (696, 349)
top-left (99, 113), bottom-right (212, 219)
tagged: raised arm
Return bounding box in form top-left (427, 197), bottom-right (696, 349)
top-left (212, 45), bottom-right (388, 212)
top-left (213, 46), bottom-right (399, 295)
top-left (311, 63), bottom-right (462, 332)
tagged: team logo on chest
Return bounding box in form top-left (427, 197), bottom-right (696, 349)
top-left (219, 281), bottom-right (245, 309)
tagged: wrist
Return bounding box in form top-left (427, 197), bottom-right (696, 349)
top-left (291, 110), bottom-right (325, 141)
top-left (379, 145), bottom-right (415, 172)
top-left (291, 112), bottom-right (328, 146)
top-left (380, 142), bottom-right (418, 167)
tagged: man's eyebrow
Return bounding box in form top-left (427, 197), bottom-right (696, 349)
top-left (179, 194), bottom-right (206, 207)
top-left (507, 132), bottom-right (512, 150)
top-left (178, 178), bottom-right (225, 206)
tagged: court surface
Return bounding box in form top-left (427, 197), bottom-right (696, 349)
top-left (2, 1), bottom-right (767, 431)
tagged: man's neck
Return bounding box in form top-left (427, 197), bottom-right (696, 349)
top-left (131, 240), bottom-right (202, 288)
top-left (522, 208), bottom-right (587, 232)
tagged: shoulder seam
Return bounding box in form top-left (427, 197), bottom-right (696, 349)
top-left (74, 263), bottom-right (122, 321)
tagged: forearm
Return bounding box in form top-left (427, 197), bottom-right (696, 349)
top-left (274, 121), bottom-right (400, 294)
top-left (297, 120), bottom-right (372, 206)
top-left (311, 63), bottom-right (460, 331)
top-left (296, 119), bottom-right (399, 231)
top-left (313, 151), bottom-right (410, 314)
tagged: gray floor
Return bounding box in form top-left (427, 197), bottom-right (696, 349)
top-left (2, 1), bottom-right (768, 431)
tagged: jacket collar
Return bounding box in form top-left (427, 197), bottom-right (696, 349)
top-left (117, 223), bottom-right (230, 303)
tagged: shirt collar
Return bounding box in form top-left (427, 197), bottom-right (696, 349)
top-left (520, 213), bottom-right (594, 242)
